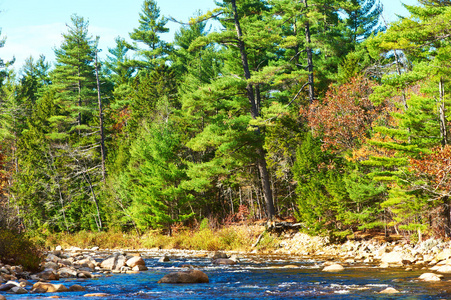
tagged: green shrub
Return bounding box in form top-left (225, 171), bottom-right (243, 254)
top-left (0, 228), bottom-right (43, 272)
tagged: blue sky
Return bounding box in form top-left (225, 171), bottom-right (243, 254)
top-left (1, 0), bottom-right (418, 71)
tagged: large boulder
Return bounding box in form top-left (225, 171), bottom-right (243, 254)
top-left (158, 270), bottom-right (209, 284)
top-left (100, 256), bottom-right (117, 270)
top-left (126, 256), bottom-right (146, 268)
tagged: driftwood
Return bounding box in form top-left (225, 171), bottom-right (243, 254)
top-left (252, 222), bottom-right (303, 247)
top-left (267, 222), bottom-right (303, 233)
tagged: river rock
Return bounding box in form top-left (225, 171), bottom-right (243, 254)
top-left (44, 261), bottom-right (59, 270)
top-left (84, 293), bottom-right (110, 297)
top-left (76, 257), bottom-right (96, 269)
top-left (9, 286), bottom-right (28, 294)
top-left (418, 273), bottom-right (442, 282)
top-left (212, 251), bottom-right (228, 259)
top-left (381, 251), bottom-right (404, 265)
top-left (47, 253), bottom-right (61, 263)
top-left (126, 256), bottom-right (146, 268)
top-left (69, 284), bottom-right (86, 292)
top-left (115, 255), bottom-right (127, 271)
top-left (36, 270), bottom-right (60, 281)
top-left (58, 267), bottom-right (78, 278)
top-left (436, 265), bottom-right (451, 274)
top-left (379, 287), bottom-right (400, 294)
top-left (212, 258), bottom-right (236, 265)
top-left (435, 248), bottom-right (451, 261)
top-left (32, 282), bottom-right (69, 293)
top-left (0, 282), bottom-right (16, 291)
top-left (322, 264), bottom-right (345, 272)
top-left (159, 255), bottom-right (170, 262)
top-left (100, 256), bottom-right (116, 270)
top-left (77, 271), bottom-right (93, 278)
top-left (132, 265), bottom-right (148, 271)
top-left (158, 270), bottom-right (209, 284)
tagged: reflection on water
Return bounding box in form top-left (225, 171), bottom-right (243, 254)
top-left (4, 252), bottom-right (451, 299)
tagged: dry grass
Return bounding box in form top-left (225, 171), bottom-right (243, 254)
top-left (42, 225), bottom-right (274, 252)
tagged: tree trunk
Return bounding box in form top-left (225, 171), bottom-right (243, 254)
top-left (439, 77), bottom-right (448, 146)
top-left (303, 0), bottom-right (315, 104)
top-left (95, 49), bottom-right (107, 182)
top-left (231, 0), bottom-right (275, 220)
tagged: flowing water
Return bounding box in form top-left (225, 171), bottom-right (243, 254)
top-left (4, 251), bottom-right (451, 299)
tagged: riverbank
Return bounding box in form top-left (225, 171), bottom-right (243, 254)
top-left (2, 227), bottom-right (451, 297)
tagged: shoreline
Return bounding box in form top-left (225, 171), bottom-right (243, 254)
top-left (1, 229), bottom-right (451, 296)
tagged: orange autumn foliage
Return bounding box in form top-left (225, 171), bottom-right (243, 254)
top-left (301, 77), bottom-right (380, 153)
top-left (410, 146), bottom-right (451, 196)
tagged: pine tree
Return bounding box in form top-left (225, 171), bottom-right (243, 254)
top-left (128, 0), bottom-right (171, 70)
top-left (363, 3), bottom-right (451, 237)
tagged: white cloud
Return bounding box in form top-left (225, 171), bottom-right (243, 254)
top-left (2, 23), bottom-right (66, 70)
top-left (1, 23), bottom-right (123, 71)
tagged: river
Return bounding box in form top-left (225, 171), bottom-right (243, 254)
top-left (4, 251), bottom-right (451, 299)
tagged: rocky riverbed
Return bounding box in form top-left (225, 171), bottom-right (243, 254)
top-left (1, 232), bottom-right (451, 298)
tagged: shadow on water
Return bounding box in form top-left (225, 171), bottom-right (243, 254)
top-left (4, 253), bottom-right (451, 299)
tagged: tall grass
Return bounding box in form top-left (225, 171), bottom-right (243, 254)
top-left (42, 225), bottom-right (278, 252)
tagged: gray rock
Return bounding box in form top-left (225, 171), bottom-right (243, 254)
top-left (158, 270), bottom-right (209, 284)
top-left (100, 256), bottom-right (117, 270)
top-left (36, 270), bottom-right (59, 281)
top-left (0, 283), bottom-right (16, 291)
top-left (114, 255), bottom-right (127, 271)
top-left (77, 271), bottom-right (93, 278)
top-left (212, 251), bottom-right (228, 259)
top-left (9, 286), bottom-right (28, 294)
top-left (212, 258), bottom-right (236, 265)
top-left (58, 267), bottom-right (78, 278)
top-left (132, 265), bottom-right (148, 271)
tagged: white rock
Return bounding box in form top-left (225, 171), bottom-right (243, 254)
top-left (322, 264), bottom-right (345, 272)
top-left (381, 251), bottom-right (404, 264)
top-left (436, 265), bottom-right (451, 274)
top-left (379, 287), bottom-right (400, 294)
top-left (418, 273), bottom-right (442, 282)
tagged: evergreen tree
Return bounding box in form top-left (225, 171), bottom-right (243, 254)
top-left (347, 0), bottom-right (385, 43)
top-left (128, 0), bottom-right (171, 70)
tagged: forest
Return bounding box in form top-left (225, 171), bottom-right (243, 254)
top-left (0, 0), bottom-right (450, 242)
